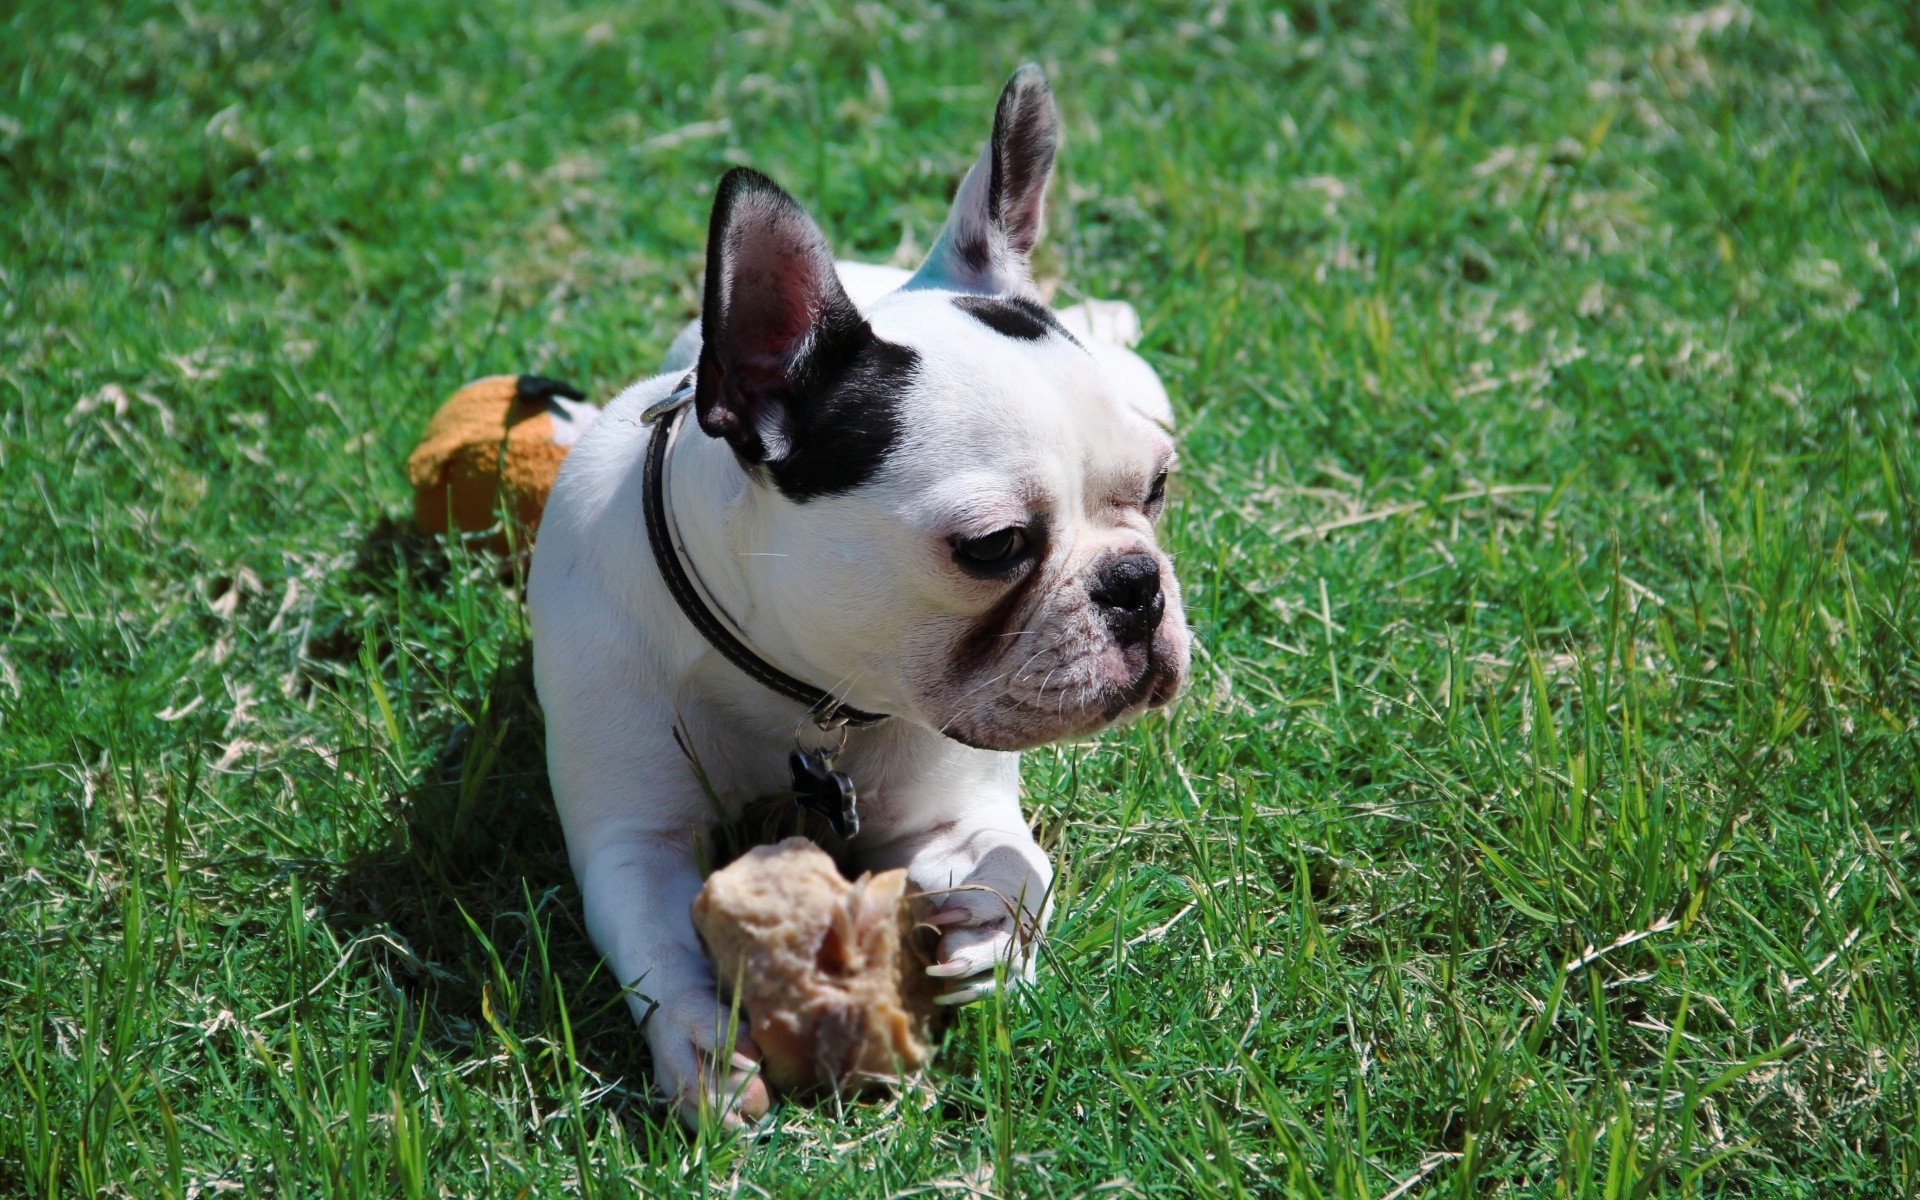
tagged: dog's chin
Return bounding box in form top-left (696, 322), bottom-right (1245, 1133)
top-left (937, 652), bottom-right (1186, 753)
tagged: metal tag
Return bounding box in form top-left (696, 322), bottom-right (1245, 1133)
top-left (789, 747), bottom-right (860, 840)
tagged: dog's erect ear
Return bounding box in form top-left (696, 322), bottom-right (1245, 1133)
top-left (695, 167), bottom-right (872, 464)
top-left (907, 64), bottom-right (1060, 296)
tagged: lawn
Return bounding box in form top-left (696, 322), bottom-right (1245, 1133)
top-left (4, 0), bottom-right (1918, 1195)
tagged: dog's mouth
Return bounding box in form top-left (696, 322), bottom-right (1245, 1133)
top-left (1145, 657), bottom-right (1183, 709)
top-left (939, 643), bottom-right (1185, 752)
top-left (1099, 654), bottom-right (1179, 721)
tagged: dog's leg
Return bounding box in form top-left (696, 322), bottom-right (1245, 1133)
top-left (570, 823), bottom-right (770, 1127)
top-left (865, 785), bottom-right (1054, 1006)
top-left (531, 590), bottom-right (767, 1127)
top-left (918, 829), bottom-right (1053, 1006)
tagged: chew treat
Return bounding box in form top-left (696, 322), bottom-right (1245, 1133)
top-left (691, 838), bottom-right (941, 1094)
top-left (405, 374), bottom-right (597, 550)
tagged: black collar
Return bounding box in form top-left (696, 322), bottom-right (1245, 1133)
top-left (640, 383), bottom-right (889, 729)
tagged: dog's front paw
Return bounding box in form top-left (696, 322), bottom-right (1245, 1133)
top-left (647, 991), bottom-right (770, 1130)
top-left (920, 876), bottom-right (1044, 1007)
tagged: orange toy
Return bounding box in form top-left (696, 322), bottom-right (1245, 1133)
top-left (405, 375), bottom-right (598, 550)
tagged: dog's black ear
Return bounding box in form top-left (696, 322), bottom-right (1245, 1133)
top-left (694, 168), bottom-right (872, 465)
top-left (908, 64), bottom-right (1060, 297)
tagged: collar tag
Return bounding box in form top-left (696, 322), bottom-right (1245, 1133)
top-left (789, 747), bottom-right (860, 840)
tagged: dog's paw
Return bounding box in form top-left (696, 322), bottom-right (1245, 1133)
top-left (920, 881), bottom-right (1042, 1007)
top-left (647, 991), bottom-right (770, 1130)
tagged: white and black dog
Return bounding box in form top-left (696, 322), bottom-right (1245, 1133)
top-left (527, 65), bottom-right (1190, 1126)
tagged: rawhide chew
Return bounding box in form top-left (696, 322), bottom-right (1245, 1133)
top-left (691, 838), bottom-right (940, 1094)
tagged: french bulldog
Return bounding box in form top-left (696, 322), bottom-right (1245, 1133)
top-left (527, 65), bottom-right (1190, 1127)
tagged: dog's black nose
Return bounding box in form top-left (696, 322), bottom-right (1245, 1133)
top-left (1091, 553), bottom-right (1164, 644)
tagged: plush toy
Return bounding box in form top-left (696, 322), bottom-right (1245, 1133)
top-left (406, 374), bottom-right (598, 551)
top-left (692, 838), bottom-right (943, 1094)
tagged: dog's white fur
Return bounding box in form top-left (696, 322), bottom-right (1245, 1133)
top-left (528, 69), bottom-right (1187, 1126)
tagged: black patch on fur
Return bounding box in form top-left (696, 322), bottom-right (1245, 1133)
top-left (950, 545), bottom-right (1047, 669)
top-left (765, 336), bottom-right (919, 502)
top-left (692, 167), bottom-right (915, 501)
top-left (954, 233), bottom-right (993, 278)
top-left (953, 294), bottom-right (1081, 345)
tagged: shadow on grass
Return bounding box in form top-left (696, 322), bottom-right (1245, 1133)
top-left (315, 519), bottom-right (663, 1128)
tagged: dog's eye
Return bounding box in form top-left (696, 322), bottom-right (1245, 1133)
top-left (1145, 470), bottom-right (1168, 511)
top-left (952, 526), bottom-right (1031, 573)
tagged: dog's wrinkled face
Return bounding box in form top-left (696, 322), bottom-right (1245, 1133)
top-left (865, 293), bottom-right (1188, 748)
top-left (690, 67), bottom-right (1189, 749)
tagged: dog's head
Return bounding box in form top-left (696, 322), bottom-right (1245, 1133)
top-left (692, 66), bottom-right (1189, 751)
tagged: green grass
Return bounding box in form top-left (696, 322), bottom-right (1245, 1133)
top-left (4, 0), bottom-right (1918, 1194)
